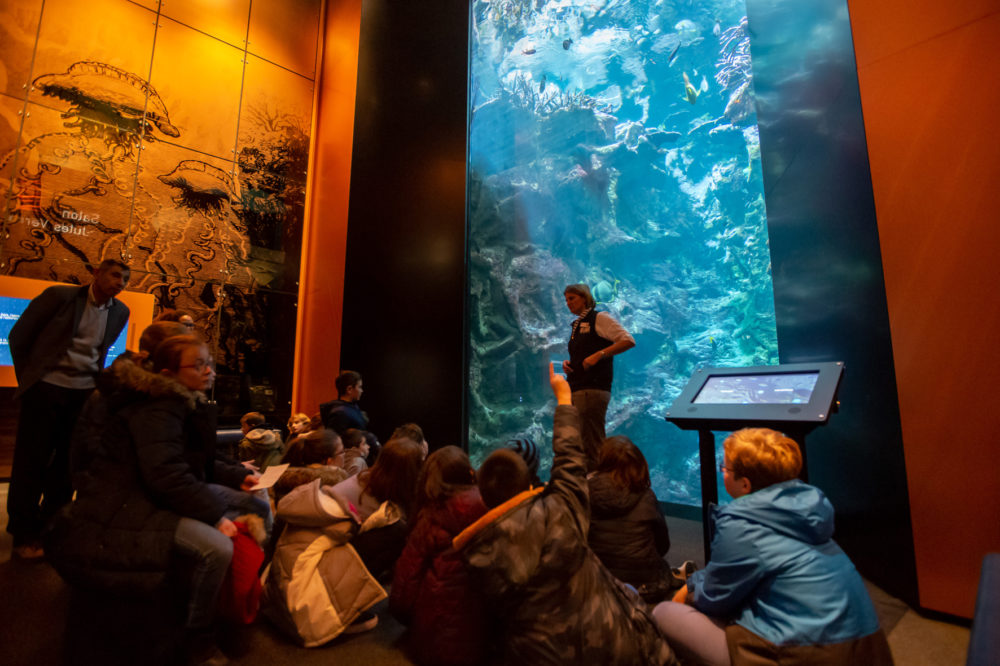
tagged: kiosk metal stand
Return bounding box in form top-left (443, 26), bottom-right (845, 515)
top-left (665, 362), bottom-right (844, 560)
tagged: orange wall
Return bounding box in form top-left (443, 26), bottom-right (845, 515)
top-left (848, 1), bottom-right (1000, 617)
top-left (292, 0), bottom-right (362, 416)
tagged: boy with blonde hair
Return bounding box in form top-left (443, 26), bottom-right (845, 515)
top-left (653, 428), bottom-right (893, 666)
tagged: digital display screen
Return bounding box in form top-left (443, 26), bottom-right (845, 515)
top-left (693, 371), bottom-right (819, 404)
top-left (0, 296), bottom-right (30, 366)
top-left (0, 295), bottom-right (127, 368)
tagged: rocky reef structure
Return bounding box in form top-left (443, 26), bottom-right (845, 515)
top-left (468, 0), bottom-right (777, 504)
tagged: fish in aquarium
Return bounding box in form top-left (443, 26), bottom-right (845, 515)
top-left (682, 71), bottom-right (709, 104)
top-left (467, 0), bottom-right (777, 507)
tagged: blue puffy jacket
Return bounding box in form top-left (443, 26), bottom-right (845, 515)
top-left (688, 480), bottom-right (881, 647)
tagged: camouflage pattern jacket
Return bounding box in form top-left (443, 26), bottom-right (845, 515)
top-left (453, 405), bottom-right (677, 666)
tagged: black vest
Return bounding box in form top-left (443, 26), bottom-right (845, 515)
top-left (568, 308), bottom-right (614, 392)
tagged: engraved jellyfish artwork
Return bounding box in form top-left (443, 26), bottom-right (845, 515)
top-left (151, 159), bottom-right (252, 297)
top-left (116, 157), bottom-right (255, 353)
top-left (2, 61), bottom-right (179, 276)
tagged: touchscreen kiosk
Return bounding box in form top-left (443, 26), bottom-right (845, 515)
top-left (665, 361), bottom-right (844, 559)
top-left (667, 361), bottom-right (844, 428)
top-left (693, 371), bottom-right (818, 404)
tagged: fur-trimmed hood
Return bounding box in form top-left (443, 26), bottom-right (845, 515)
top-left (100, 354), bottom-right (205, 410)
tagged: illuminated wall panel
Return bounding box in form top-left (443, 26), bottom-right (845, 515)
top-left (0, 0), bottom-right (321, 428)
top-left (148, 16), bottom-right (244, 160)
top-left (0, 0), bottom-right (43, 97)
top-left (164, 0), bottom-right (252, 50)
top-left (248, 0), bottom-right (321, 78)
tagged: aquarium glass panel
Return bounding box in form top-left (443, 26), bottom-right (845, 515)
top-left (467, 0), bottom-right (779, 505)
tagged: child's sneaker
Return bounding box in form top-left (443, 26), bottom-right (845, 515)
top-left (671, 560), bottom-right (698, 580)
top-left (343, 610), bottom-right (378, 634)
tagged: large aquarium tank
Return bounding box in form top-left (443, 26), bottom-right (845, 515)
top-left (466, 0), bottom-right (779, 506)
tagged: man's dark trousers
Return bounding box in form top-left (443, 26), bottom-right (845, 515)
top-left (7, 381), bottom-right (92, 544)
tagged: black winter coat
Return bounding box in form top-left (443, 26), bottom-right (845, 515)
top-left (318, 398), bottom-right (368, 434)
top-left (46, 358), bottom-right (249, 594)
top-left (587, 474), bottom-right (672, 587)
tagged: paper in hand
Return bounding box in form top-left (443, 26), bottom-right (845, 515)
top-left (249, 463), bottom-right (289, 491)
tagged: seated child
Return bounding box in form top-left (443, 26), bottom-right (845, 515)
top-left (362, 430), bottom-right (381, 466)
top-left (286, 412), bottom-right (311, 438)
top-left (48, 333), bottom-right (267, 663)
top-left (392, 422), bottom-right (429, 458)
top-left (327, 437), bottom-right (424, 581)
top-left (261, 477), bottom-right (387, 646)
top-left (503, 437), bottom-right (542, 486)
top-left (588, 435), bottom-right (682, 604)
top-left (452, 365), bottom-right (676, 666)
top-left (341, 428), bottom-right (371, 477)
top-left (273, 429), bottom-right (348, 500)
top-left (238, 411), bottom-right (283, 471)
top-left (280, 433), bottom-right (305, 467)
top-left (653, 428), bottom-right (893, 666)
top-left (70, 320), bottom-right (187, 487)
top-left (390, 446), bottom-right (489, 666)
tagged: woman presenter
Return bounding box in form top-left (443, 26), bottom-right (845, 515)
top-left (561, 283), bottom-right (635, 469)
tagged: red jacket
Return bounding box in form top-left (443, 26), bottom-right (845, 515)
top-left (218, 518), bottom-right (266, 624)
top-left (390, 487), bottom-right (489, 666)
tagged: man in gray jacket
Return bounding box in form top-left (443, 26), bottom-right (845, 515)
top-left (7, 259), bottom-right (130, 559)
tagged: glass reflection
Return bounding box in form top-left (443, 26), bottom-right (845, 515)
top-left (467, 0), bottom-right (778, 505)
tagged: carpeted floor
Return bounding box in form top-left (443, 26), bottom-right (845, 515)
top-left (0, 485), bottom-right (970, 665)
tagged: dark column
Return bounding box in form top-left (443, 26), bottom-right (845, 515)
top-left (340, 0), bottom-right (471, 447)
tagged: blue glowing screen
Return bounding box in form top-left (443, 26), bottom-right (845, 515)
top-left (0, 295), bottom-right (127, 370)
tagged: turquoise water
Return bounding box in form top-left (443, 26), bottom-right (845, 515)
top-left (467, 0), bottom-right (778, 505)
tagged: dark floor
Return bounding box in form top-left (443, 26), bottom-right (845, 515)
top-left (0, 485), bottom-right (967, 665)
top-left (0, 541), bottom-right (414, 666)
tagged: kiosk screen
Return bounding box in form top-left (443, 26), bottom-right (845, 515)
top-left (692, 372), bottom-right (819, 405)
